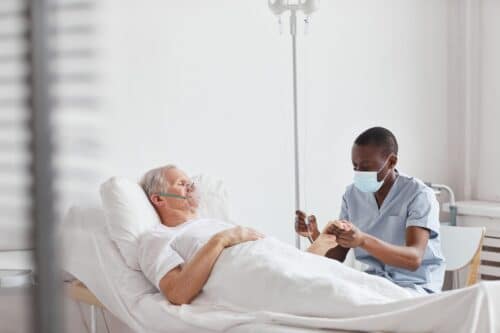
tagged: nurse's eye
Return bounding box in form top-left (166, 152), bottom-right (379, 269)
top-left (357, 162), bottom-right (372, 171)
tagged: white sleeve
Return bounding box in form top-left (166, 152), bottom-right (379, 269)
top-left (138, 234), bottom-right (185, 290)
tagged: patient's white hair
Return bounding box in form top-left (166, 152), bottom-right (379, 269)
top-left (140, 164), bottom-right (177, 196)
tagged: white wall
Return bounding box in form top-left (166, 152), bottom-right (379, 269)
top-left (99, 0), bottom-right (297, 242)
top-left (97, 0), bottom-right (451, 244)
top-left (300, 0), bottom-right (449, 226)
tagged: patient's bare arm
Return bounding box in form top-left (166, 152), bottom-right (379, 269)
top-left (307, 221), bottom-right (342, 257)
top-left (159, 226), bottom-right (263, 305)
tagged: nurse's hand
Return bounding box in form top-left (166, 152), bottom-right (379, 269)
top-left (334, 222), bottom-right (367, 248)
top-left (295, 210), bottom-right (320, 241)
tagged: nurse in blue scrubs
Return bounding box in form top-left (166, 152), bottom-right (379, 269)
top-left (296, 127), bottom-right (445, 294)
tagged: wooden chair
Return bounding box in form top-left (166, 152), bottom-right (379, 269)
top-left (440, 225), bottom-right (485, 288)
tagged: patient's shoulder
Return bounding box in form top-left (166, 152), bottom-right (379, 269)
top-left (139, 224), bottom-right (172, 243)
top-left (137, 225), bottom-right (178, 260)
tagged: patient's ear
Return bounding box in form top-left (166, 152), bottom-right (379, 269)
top-left (150, 194), bottom-right (165, 207)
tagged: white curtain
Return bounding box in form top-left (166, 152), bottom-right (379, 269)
top-left (475, 0), bottom-right (500, 202)
top-left (0, 0), bottom-right (105, 253)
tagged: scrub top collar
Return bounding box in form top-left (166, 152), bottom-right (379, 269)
top-left (371, 169), bottom-right (400, 212)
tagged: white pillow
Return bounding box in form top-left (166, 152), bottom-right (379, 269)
top-left (99, 174), bottom-right (230, 271)
top-left (100, 177), bottom-right (161, 270)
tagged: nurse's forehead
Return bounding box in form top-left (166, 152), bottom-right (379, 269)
top-left (351, 144), bottom-right (386, 159)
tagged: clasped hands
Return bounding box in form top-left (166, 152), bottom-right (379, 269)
top-left (295, 210), bottom-right (367, 250)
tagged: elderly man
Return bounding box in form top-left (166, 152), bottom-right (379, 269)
top-left (138, 165), bottom-right (266, 305)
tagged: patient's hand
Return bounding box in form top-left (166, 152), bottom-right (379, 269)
top-left (306, 221), bottom-right (340, 255)
top-left (214, 226), bottom-right (264, 248)
top-left (325, 220), bottom-right (352, 235)
top-left (295, 210), bottom-right (320, 241)
top-left (306, 232), bottom-right (338, 256)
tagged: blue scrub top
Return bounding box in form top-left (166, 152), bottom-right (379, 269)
top-left (340, 172), bottom-right (445, 293)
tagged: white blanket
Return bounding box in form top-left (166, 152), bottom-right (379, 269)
top-left (175, 281), bottom-right (499, 333)
top-left (171, 237), bottom-right (500, 332)
top-left (62, 207), bottom-right (500, 333)
top-left (197, 237), bottom-right (413, 315)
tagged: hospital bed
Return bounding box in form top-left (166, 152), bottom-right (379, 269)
top-left (61, 205), bottom-right (350, 333)
top-left (60, 177), bottom-right (500, 333)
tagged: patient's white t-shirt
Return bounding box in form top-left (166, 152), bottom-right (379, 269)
top-left (138, 218), bottom-right (234, 289)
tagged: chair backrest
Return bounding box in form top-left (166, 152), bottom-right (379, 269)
top-left (440, 225), bottom-right (485, 286)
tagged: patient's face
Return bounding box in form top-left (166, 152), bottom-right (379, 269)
top-left (164, 168), bottom-right (199, 210)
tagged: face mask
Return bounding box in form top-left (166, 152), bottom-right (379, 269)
top-left (353, 160), bottom-right (390, 193)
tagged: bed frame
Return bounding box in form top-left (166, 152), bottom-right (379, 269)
top-left (65, 280), bottom-right (104, 333)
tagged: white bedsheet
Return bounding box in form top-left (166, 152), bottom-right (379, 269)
top-left (60, 206), bottom-right (346, 333)
top-left (61, 206), bottom-right (500, 333)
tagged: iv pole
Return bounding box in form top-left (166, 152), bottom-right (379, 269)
top-left (268, 0), bottom-right (319, 249)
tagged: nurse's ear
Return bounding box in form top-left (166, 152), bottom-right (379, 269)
top-left (388, 153), bottom-right (398, 169)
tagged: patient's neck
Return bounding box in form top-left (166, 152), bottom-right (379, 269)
top-left (159, 208), bottom-right (198, 227)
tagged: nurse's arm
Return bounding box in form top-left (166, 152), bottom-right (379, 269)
top-left (325, 246), bottom-right (349, 262)
top-left (359, 226), bottom-right (430, 271)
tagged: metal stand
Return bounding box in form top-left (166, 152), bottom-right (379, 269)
top-left (290, 9), bottom-right (301, 249)
top-left (425, 182), bottom-right (458, 226)
top-left (268, 0), bottom-right (319, 249)
top-left (90, 305), bottom-right (97, 333)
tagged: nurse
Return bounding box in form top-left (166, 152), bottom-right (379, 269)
top-left (297, 127), bottom-right (445, 294)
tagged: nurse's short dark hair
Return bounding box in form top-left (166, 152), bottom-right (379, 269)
top-left (354, 127), bottom-right (398, 156)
